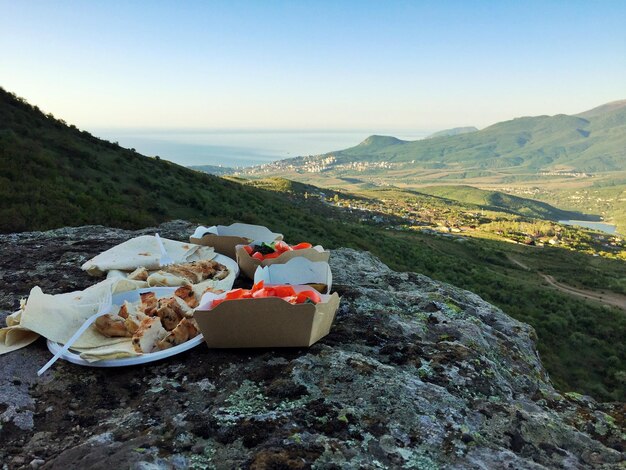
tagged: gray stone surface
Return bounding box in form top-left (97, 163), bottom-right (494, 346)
top-left (0, 222), bottom-right (624, 469)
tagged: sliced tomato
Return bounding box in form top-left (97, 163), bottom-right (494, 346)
top-left (292, 242), bottom-right (313, 250)
top-left (273, 285), bottom-right (296, 298)
top-left (225, 288), bottom-right (245, 300)
top-left (252, 281), bottom-right (264, 292)
top-left (251, 252), bottom-right (264, 261)
top-left (243, 245), bottom-right (253, 255)
top-left (295, 290), bottom-right (321, 304)
top-left (263, 252), bottom-right (281, 259)
top-left (251, 288), bottom-right (268, 298)
top-left (274, 241), bottom-right (292, 252)
top-left (213, 283), bottom-right (321, 308)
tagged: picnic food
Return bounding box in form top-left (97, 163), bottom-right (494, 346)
top-left (95, 290), bottom-right (201, 353)
top-left (81, 235), bottom-right (217, 276)
top-left (146, 259), bottom-right (230, 287)
top-left (127, 267), bottom-right (149, 281)
top-left (243, 241), bottom-right (313, 261)
top-left (132, 317), bottom-right (167, 353)
top-left (210, 281), bottom-right (322, 308)
top-left (163, 259), bottom-right (229, 283)
top-left (157, 318), bottom-right (199, 350)
top-left (175, 285), bottom-right (198, 308)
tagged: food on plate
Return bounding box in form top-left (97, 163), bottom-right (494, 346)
top-left (242, 241), bottom-right (313, 261)
top-left (94, 290), bottom-right (201, 353)
top-left (210, 281), bottom-right (321, 308)
top-left (156, 318), bottom-right (200, 350)
top-left (140, 292), bottom-right (158, 316)
top-left (124, 313), bottom-right (147, 335)
top-left (115, 259), bottom-right (231, 288)
top-left (132, 317), bottom-right (167, 353)
top-left (95, 314), bottom-right (131, 337)
top-left (145, 258), bottom-right (229, 287)
top-left (175, 285), bottom-right (198, 308)
top-left (161, 259), bottom-right (229, 284)
top-left (155, 296), bottom-right (192, 330)
top-left (127, 266), bottom-right (149, 281)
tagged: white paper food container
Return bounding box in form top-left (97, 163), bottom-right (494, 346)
top-left (194, 285), bottom-right (340, 348)
top-left (253, 257), bottom-right (332, 293)
top-left (236, 244), bottom-right (330, 279)
top-left (190, 223), bottom-right (283, 259)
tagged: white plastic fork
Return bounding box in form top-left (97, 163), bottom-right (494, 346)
top-left (155, 233), bottom-right (174, 266)
top-left (37, 288), bottom-right (113, 376)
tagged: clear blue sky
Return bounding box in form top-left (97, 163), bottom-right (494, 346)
top-left (2, 0), bottom-right (625, 131)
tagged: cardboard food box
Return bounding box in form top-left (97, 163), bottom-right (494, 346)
top-left (236, 244), bottom-right (330, 280)
top-left (194, 285), bottom-right (340, 348)
top-left (190, 223), bottom-right (283, 260)
top-left (253, 257), bottom-right (332, 294)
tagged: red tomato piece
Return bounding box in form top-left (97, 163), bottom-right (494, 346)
top-left (274, 241), bottom-right (292, 252)
top-left (251, 289), bottom-right (265, 298)
top-left (263, 252), bottom-right (281, 259)
top-left (243, 245), bottom-right (253, 255)
top-left (225, 288), bottom-right (245, 300)
top-left (295, 290), bottom-right (321, 304)
top-left (292, 242), bottom-right (313, 250)
top-left (273, 285), bottom-right (296, 298)
top-left (252, 281), bottom-right (264, 292)
top-left (251, 252), bottom-right (264, 261)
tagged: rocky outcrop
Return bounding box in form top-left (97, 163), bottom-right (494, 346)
top-left (0, 222), bottom-right (623, 469)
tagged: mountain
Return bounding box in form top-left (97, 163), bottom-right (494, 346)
top-left (426, 126), bottom-right (478, 139)
top-left (249, 99), bottom-right (626, 177)
top-left (575, 99), bottom-right (626, 119)
top-left (351, 134), bottom-right (407, 151)
top-left (339, 105), bottom-right (625, 172)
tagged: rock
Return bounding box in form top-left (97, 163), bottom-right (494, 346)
top-left (0, 222), bottom-right (624, 469)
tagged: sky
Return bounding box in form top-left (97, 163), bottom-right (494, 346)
top-left (1, 0), bottom-right (625, 132)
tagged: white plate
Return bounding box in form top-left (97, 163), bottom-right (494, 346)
top-left (46, 287), bottom-right (205, 368)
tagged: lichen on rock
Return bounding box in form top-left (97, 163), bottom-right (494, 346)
top-left (0, 222), bottom-right (623, 469)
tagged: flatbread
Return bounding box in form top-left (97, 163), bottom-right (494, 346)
top-left (75, 340), bottom-right (140, 362)
top-left (0, 278), bottom-right (145, 356)
top-left (0, 324), bottom-right (39, 354)
top-left (81, 235), bottom-right (215, 275)
top-left (146, 272), bottom-right (188, 287)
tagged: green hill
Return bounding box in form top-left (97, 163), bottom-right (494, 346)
top-left (350, 135), bottom-right (407, 152)
top-left (0, 87), bottom-right (343, 241)
top-left (426, 126), bottom-right (478, 139)
top-left (576, 99), bottom-right (626, 119)
top-left (417, 185), bottom-right (592, 221)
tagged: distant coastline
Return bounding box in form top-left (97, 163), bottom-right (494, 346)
top-left (89, 128), bottom-right (431, 167)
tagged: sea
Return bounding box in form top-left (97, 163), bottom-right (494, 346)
top-left (90, 129), bottom-right (430, 168)
top-left (558, 220), bottom-right (618, 235)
